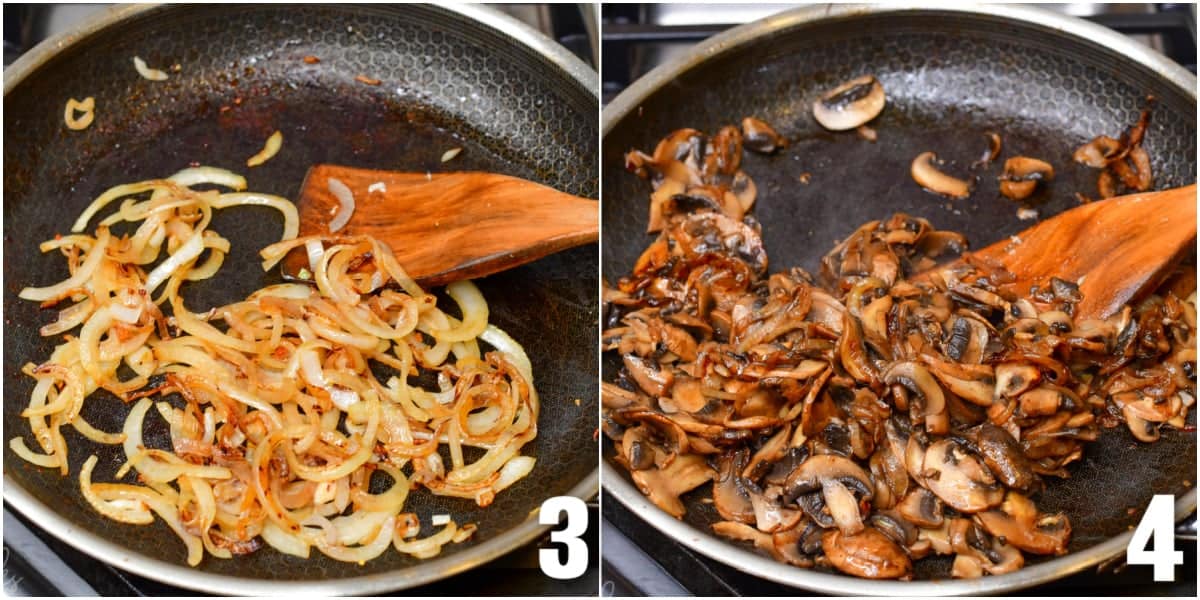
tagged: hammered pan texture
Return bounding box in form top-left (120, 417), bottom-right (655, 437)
top-left (4, 4), bottom-right (597, 581)
top-left (602, 10), bottom-right (1196, 580)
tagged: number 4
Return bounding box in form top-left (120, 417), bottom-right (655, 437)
top-left (1127, 494), bottom-right (1184, 581)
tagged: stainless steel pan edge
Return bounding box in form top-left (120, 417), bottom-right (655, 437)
top-left (2, 3), bottom-right (599, 595)
top-left (600, 3), bottom-right (1197, 595)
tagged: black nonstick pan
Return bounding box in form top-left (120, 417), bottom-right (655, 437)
top-left (4, 4), bottom-right (597, 594)
top-left (601, 4), bottom-right (1196, 595)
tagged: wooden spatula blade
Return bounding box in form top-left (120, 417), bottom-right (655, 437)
top-left (970, 184), bottom-right (1196, 320)
top-left (282, 165), bottom-right (597, 286)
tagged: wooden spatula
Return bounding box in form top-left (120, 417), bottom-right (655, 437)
top-left (282, 164), bottom-right (598, 286)
top-left (949, 184), bottom-right (1196, 320)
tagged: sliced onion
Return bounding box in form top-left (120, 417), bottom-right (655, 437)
top-left (132, 56), bottom-right (169, 81)
top-left (305, 239), bottom-right (326, 272)
top-left (327, 177), bottom-right (355, 233)
top-left (246, 130), bottom-right (283, 167)
top-left (19, 227), bottom-right (111, 301)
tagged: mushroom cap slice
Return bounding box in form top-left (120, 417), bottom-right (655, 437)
top-left (896, 486), bottom-right (945, 528)
top-left (821, 527), bottom-right (913, 580)
top-left (921, 439), bottom-right (1004, 513)
top-left (812, 75), bottom-right (886, 131)
top-left (911, 152), bottom-right (972, 199)
top-left (783, 454), bottom-right (874, 500)
top-left (977, 491), bottom-right (1071, 555)
top-left (631, 453), bottom-right (714, 518)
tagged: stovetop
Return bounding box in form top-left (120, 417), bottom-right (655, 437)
top-left (599, 3), bottom-right (1198, 597)
top-left (1, 3), bottom-right (597, 596)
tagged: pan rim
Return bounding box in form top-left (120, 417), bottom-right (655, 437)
top-left (3, 2), bottom-right (599, 595)
top-left (600, 2), bottom-right (1196, 595)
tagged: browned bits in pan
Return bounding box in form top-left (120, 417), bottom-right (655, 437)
top-left (303, 55), bottom-right (320, 64)
top-left (355, 74), bottom-right (382, 86)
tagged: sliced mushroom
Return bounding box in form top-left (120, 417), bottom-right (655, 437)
top-left (943, 314), bottom-right (990, 364)
top-left (730, 170), bottom-right (757, 214)
top-left (948, 517), bottom-right (1024, 577)
top-left (1073, 135), bottom-right (1122, 168)
top-left (742, 117), bottom-right (786, 154)
top-left (1018, 385), bottom-right (1063, 417)
top-left (922, 353), bottom-right (994, 407)
top-left (623, 354), bottom-right (673, 397)
top-left (821, 527), bottom-right (913, 580)
top-left (964, 423), bottom-right (1041, 493)
top-left (976, 491), bottom-right (1071, 555)
top-left (884, 361), bottom-right (948, 434)
top-left (812, 75), bottom-right (886, 131)
top-left (712, 520), bottom-right (776, 555)
top-left (921, 439), bottom-right (1004, 513)
top-left (994, 362), bottom-right (1040, 400)
top-left (896, 487), bottom-right (945, 528)
top-left (869, 510), bottom-right (918, 548)
top-left (630, 453), bottom-right (714, 518)
top-left (713, 451), bottom-right (756, 523)
top-left (999, 156), bottom-right (1055, 201)
top-left (772, 523), bottom-right (817, 567)
top-left (911, 152), bottom-right (972, 199)
top-left (782, 454), bottom-right (873, 534)
top-left (749, 485), bottom-right (804, 533)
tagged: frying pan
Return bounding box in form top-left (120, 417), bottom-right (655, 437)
top-left (3, 3), bottom-right (598, 594)
top-left (602, 4), bottom-right (1197, 595)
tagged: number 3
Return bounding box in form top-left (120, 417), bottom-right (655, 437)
top-left (539, 496), bottom-right (588, 579)
top-left (1127, 494), bottom-right (1183, 581)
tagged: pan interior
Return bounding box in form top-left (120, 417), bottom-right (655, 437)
top-left (602, 9), bottom-right (1196, 582)
top-left (4, 4), bottom-right (597, 582)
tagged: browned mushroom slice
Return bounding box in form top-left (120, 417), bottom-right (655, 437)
top-left (911, 152), bottom-right (972, 199)
top-left (942, 313), bottom-right (991, 365)
top-left (999, 156), bottom-right (1055, 201)
top-left (782, 454), bottom-right (874, 536)
top-left (713, 451), bottom-right (756, 523)
top-left (618, 410), bottom-right (689, 467)
top-left (703, 125), bottom-right (743, 181)
top-left (652, 128), bottom-right (705, 167)
top-left (602, 381), bottom-right (643, 410)
top-left (1073, 135), bottom-right (1122, 168)
top-left (663, 376), bottom-right (708, 414)
top-left (742, 117), bottom-right (787, 154)
top-left (712, 520), bottom-right (777, 556)
top-left (868, 443), bottom-right (908, 510)
top-left (647, 177), bottom-right (687, 232)
top-left (965, 423), bottom-right (1042, 493)
top-left (631, 453), bottom-right (714, 518)
top-left (1017, 385), bottom-right (1064, 417)
top-left (921, 439), bottom-right (1004, 513)
top-left (622, 354), bottom-right (673, 397)
top-left (730, 170), bottom-right (757, 213)
top-left (772, 523), bottom-right (816, 567)
top-left (977, 491), bottom-right (1071, 555)
top-left (749, 486), bottom-right (804, 533)
top-left (868, 510), bottom-right (919, 548)
top-left (897, 486), bottom-right (945, 529)
top-left (743, 425), bottom-right (791, 480)
top-left (821, 527), bottom-right (913, 580)
top-left (948, 517), bottom-right (1024, 577)
top-left (840, 313), bottom-right (881, 384)
top-left (884, 361), bottom-right (948, 434)
top-left (994, 362), bottom-right (1040, 400)
top-left (812, 75), bottom-right (886, 131)
top-left (922, 353), bottom-right (994, 407)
